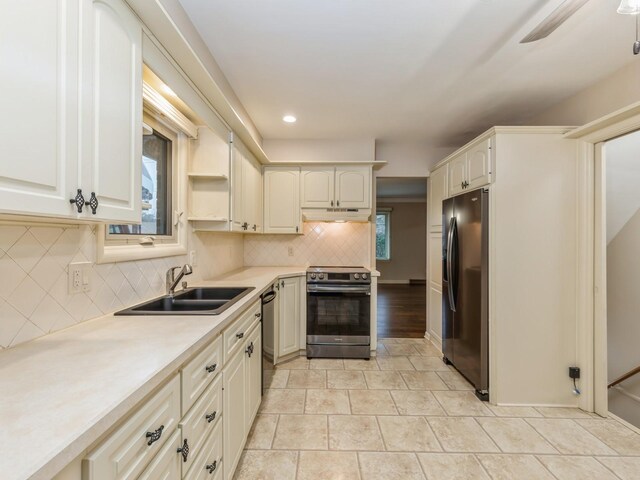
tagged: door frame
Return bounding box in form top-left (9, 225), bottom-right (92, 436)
top-left (567, 101), bottom-right (640, 416)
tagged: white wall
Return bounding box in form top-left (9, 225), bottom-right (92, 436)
top-left (530, 61), bottom-right (640, 126)
top-left (263, 139), bottom-right (375, 163)
top-left (376, 202), bottom-right (426, 282)
top-left (606, 166), bottom-right (640, 428)
top-left (0, 225), bottom-right (243, 350)
top-left (375, 140), bottom-right (455, 176)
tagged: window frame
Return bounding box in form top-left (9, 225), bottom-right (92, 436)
top-left (376, 208), bottom-right (392, 261)
top-left (96, 110), bottom-right (188, 264)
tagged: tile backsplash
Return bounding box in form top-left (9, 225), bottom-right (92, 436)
top-left (244, 222), bottom-right (371, 267)
top-left (0, 225), bottom-right (243, 349)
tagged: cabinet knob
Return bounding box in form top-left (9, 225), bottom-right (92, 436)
top-left (205, 363), bottom-right (217, 373)
top-left (145, 425), bottom-right (164, 446)
top-left (177, 438), bottom-right (190, 462)
top-left (296, 226), bottom-right (299, 233)
top-left (85, 192), bottom-right (99, 214)
top-left (205, 411), bottom-right (217, 423)
top-left (246, 341), bottom-right (254, 357)
top-left (69, 189), bottom-right (85, 213)
top-left (252, 224), bottom-right (257, 231)
top-left (236, 332), bottom-right (244, 339)
top-left (255, 312), bottom-right (261, 318)
top-left (461, 181), bottom-right (464, 189)
top-left (205, 460), bottom-right (218, 474)
top-left (330, 200), bottom-right (334, 207)
top-left (337, 200), bottom-right (340, 207)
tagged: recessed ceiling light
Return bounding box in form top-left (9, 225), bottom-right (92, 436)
top-left (283, 115), bottom-right (297, 123)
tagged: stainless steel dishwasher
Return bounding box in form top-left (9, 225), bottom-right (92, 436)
top-left (261, 283), bottom-right (278, 394)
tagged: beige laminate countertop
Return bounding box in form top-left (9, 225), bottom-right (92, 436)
top-left (0, 267), bottom-right (310, 480)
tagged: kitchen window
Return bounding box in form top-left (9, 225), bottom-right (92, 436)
top-left (376, 209), bottom-right (391, 261)
top-left (97, 105), bottom-right (190, 263)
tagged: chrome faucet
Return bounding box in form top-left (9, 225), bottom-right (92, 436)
top-left (166, 264), bottom-right (193, 296)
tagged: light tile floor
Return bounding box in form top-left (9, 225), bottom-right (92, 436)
top-left (233, 338), bottom-right (640, 480)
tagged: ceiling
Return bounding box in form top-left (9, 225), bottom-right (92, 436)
top-left (377, 177), bottom-right (427, 199)
top-left (178, 0), bottom-right (636, 146)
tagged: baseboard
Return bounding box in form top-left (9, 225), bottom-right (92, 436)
top-left (608, 410), bottom-right (640, 435)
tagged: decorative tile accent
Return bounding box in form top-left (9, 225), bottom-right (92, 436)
top-left (244, 222), bottom-right (371, 267)
top-left (0, 225), bottom-right (243, 350)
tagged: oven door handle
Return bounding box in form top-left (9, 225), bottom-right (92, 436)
top-left (307, 285), bottom-right (371, 294)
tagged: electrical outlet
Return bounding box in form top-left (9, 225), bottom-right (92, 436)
top-left (189, 250), bottom-right (197, 266)
top-left (288, 246), bottom-right (294, 257)
top-left (69, 262), bottom-right (91, 294)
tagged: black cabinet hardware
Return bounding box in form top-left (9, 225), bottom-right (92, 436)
top-left (86, 192), bottom-right (98, 214)
top-left (205, 363), bottom-right (217, 373)
top-left (69, 189), bottom-right (85, 213)
top-left (236, 332), bottom-right (244, 339)
top-left (206, 411), bottom-right (217, 423)
top-left (246, 341), bottom-right (254, 357)
top-left (177, 438), bottom-right (189, 462)
top-left (145, 425), bottom-right (164, 446)
top-left (205, 460), bottom-right (217, 474)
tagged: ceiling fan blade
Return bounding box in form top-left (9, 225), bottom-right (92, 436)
top-left (520, 0), bottom-right (591, 44)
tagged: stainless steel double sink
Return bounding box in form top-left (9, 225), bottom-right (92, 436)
top-left (115, 287), bottom-right (255, 316)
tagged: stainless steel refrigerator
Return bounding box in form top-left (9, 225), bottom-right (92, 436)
top-left (442, 188), bottom-right (489, 400)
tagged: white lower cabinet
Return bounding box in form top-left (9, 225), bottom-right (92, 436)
top-left (222, 338), bottom-right (247, 480)
top-left (278, 277), bottom-right (302, 359)
top-left (82, 375), bottom-right (181, 480)
top-left (81, 300), bottom-right (263, 480)
top-left (137, 429), bottom-right (182, 480)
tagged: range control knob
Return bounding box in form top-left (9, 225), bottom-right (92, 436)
top-left (362, 273), bottom-right (368, 280)
top-left (319, 273), bottom-right (325, 279)
top-left (354, 273), bottom-right (360, 280)
top-left (310, 273), bottom-right (317, 279)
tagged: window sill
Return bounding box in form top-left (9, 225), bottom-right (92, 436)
top-left (97, 242), bottom-right (187, 264)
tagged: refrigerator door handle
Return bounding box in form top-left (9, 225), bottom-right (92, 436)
top-left (447, 217), bottom-right (457, 312)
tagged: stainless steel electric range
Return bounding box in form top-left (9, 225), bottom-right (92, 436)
top-left (306, 266), bottom-right (371, 359)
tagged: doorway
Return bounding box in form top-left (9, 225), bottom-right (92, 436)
top-left (601, 131), bottom-right (640, 428)
top-left (375, 177), bottom-right (427, 338)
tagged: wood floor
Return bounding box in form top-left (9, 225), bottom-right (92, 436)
top-left (377, 284), bottom-right (426, 338)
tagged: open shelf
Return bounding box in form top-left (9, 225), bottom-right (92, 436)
top-left (187, 172), bottom-right (228, 180)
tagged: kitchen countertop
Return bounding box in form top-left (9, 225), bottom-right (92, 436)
top-left (0, 266), bottom-right (312, 480)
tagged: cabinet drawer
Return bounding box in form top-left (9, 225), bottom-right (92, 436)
top-left (183, 419), bottom-right (223, 480)
top-left (182, 335), bottom-right (223, 415)
top-left (137, 429), bottom-right (181, 480)
top-left (223, 301), bottom-right (261, 362)
top-left (179, 374), bottom-right (223, 473)
top-left (83, 375), bottom-right (180, 480)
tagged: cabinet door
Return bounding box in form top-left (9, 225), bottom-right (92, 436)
top-left (223, 349), bottom-right (247, 480)
top-left (278, 277), bottom-right (301, 358)
top-left (428, 166), bottom-right (448, 232)
top-left (335, 166), bottom-right (371, 208)
top-left (230, 144), bottom-right (244, 232)
top-left (0, 0), bottom-right (79, 218)
top-left (466, 137), bottom-right (492, 190)
top-left (448, 154), bottom-right (467, 196)
top-left (250, 156), bottom-right (263, 233)
top-left (300, 168), bottom-right (335, 208)
top-left (80, 0), bottom-right (142, 222)
top-left (428, 286), bottom-right (443, 350)
top-left (264, 168), bottom-right (301, 234)
top-left (244, 324), bottom-right (262, 425)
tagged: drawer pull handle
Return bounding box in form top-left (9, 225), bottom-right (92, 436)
top-left (205, 363), bottom-right (217, 373)
top-left (246, 342), bottom-right (254, 358)
top-left (205, 460), bottom-right (218, 474)
top-left (177, 438), bottom-right (190, 462)
top-left (255, 312), bottom-right (261, 318)
top-left (206, 411), bottom-right (217, 423)
top-left (236, 332), bottom-right (244, 339)
top-left (145, 425), bottom-right (164, 446)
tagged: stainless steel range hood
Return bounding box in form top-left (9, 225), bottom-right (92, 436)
top-left (302, 208), bottom-right (371, 223)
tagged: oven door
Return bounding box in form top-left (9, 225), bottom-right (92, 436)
top-left (306, 284), bottom-right (371, 345)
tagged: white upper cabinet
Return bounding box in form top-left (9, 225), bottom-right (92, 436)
top-left (264, 167), bottom-right (301, 234)
top-left (0, 0), bottom-right (79, 218)
top-left (447, 136), bottom-right (493, 197)
top-left (301, 165), bottom-right (371, 209)
top-left (231, 139), bottom-right (263, 233)
top-left (466, 137), bottom-right (491, 190)
top-left (0, 0), bottom-right (142, 223)
top-left (80, 0), bottom-right (142, 223)
top-left (335, 166), bottom-right (370, 208)
top-left (301, 167), bottom-right (335, 208)
top-left (448, 153), bottom-right (467, 196)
